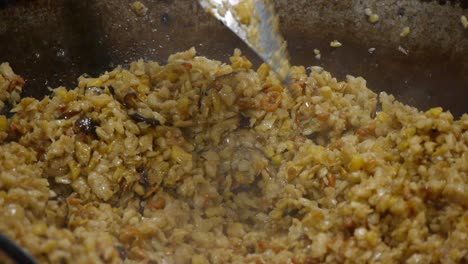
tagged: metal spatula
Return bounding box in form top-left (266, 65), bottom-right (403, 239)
top-left (198, 0), bottom-right (291, 84)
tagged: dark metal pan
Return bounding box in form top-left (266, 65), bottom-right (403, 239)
top-left (0, 1), bottom-right (467, 263)
top-left (0, 0), bottom-right (467, 116)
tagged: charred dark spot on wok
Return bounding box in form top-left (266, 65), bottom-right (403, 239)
top-left (397, 7), bottom-right (406, 16)
top-left (129, 112), bottom-right (161, 126)
top-left (461, 0), bottom-right (468, 8)
top-left (0, 0), bottom-right (13, 9)
top-left (160, 12), bottom-right (170, 25)
top-left (418, 0), bottom-right (468, 8)
top-left (73, 116), bottom-right (99, 135)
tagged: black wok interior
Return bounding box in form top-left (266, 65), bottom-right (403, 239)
top-left (0, 0), bottom-right (467, 116)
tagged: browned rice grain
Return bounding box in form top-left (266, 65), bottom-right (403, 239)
top-left (0, 48), bottom-right (467, 263)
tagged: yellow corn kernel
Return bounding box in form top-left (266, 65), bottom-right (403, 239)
top-left (320, 86), bottom-right (333, 99)
top-left (163, 71), bottom-right (178, 83)
top-left (230, 58), bottom-right (241, 69)
top-left (272, 154), bottom-right (282, 165)
top-left (433, 145), bottom-right (448, 156)
top-left (42, 240), bottom-right (57, 253)
top-left (400, 26), bottom-right (411, 37)
top-left (271, 207), bottom-right (285, 220)
top-left (368, 14), bottom-right (379, 24)
top-left (18, 97), bottom-right (36, 108)
top-left (137, 83), bottom-right (150, 94)
top-left (121, 70), bottom-right (135, 83)
top-left (405, 127), bottom-right (416, 137)
top-left (349, 154), bottom-right (365, 171)
top-left (86, 78), bottom-right (103, 87)
top-left (257, 63), bottom-right (270, 80)
top-left (87, 94), bottom-right (112, 108)
top-left (63, 92), bottom-right (76, 102)
top-left (233, 0), bottom-right (254, 25)
top-left (365, 231), bottom-right (379, 246)
top-left (171, 145), bottom-right (192, 163)
top-left (68, 160), bottom-right (81, 180)
top-left (241, 56), bottom-right (253, 70)
top-left (426, 107), bottom-right (443, 117)
top-left (330, 40), bottom-right (342, 48)
top-left (131, 1), bottom-right (148, 16)
top-left (398, 141), bottom-right (409, 151)
top-left (308, 145), bottom-right (325, 159)
top-left (377, 112), bottom-right (390, 123)
top-left (264, 146), bottom-right (275, 158)
top-left (230, 50), bottom-right (253, 70)
top-left (0, 115), bottom-right (8, 131)
top-left (54, 87), bottom-right (75, 102)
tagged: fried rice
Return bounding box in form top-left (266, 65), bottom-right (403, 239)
top-left (0, 48), bottom-right (467, 264)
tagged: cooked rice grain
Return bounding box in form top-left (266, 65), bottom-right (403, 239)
top-left (0, 48), bottom-right (467, 263)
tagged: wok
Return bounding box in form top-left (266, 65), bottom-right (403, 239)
top-left (0, 0), bottom-right (467, 262)
top-left (0, 0), bottom-right (467, 117)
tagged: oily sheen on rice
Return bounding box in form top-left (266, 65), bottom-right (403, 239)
top-left (0, 48), bottom-right (467, 263)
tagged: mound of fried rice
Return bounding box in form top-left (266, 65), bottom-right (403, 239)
top-left (0, 49), bottom-right (467, 264)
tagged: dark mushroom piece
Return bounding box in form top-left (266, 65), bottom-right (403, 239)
top-left (73, 116), bottom-right (99, 135)
top-left (239, 114), bottom-right (251, 128)
top-left (107, 87), bottom-right (162, 127)
top-left (107, 85), bottom-right (115, 96)
top-left (122, 91), bottom-right (138, 109)
top-left (129, 112), bottom-right (160, 126)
